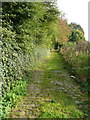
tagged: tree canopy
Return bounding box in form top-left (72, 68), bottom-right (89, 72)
top-left (69, 23), bottom-right (85, 42)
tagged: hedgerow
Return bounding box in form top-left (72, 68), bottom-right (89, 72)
top-left (60, 41), bottom-right (90, 92)
top-left (1, 2), bottom-right (60, 118)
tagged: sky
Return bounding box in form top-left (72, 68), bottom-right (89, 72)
top-left (56, 0), bottom-right (89, 41)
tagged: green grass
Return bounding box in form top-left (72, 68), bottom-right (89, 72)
top-left (38, 52), bottom-right (88, 118)
top-left (8, 52), bottom-right (88, 118)
top-left (39, 101), bottom-right (85, 118)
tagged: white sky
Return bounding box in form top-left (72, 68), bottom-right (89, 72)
top-left (56, 0), bottom-right (89, 40)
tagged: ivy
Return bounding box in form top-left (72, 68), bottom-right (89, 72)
top-left (1, 2), bottom-right (61, 118)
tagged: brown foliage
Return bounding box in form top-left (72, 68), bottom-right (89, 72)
top-left (59, 18), bottom-right (71, 43)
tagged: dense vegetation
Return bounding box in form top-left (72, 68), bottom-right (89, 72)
top-left (60, 41), bottom-right (90, 92)
top-left (69, 23), bottom-right (85, 42)
top-left (1, 2), bottom-right (89, 118)
top-left (1, 2), bottom-right (60, 118)
top-left (9, 52), bottom-right (88, 118)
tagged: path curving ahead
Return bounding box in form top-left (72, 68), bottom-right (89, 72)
top-left (10, 52), bottom-right (88, 118)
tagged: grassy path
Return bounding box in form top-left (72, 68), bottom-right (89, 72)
top-left (10, 52), bottom-right (88, 118)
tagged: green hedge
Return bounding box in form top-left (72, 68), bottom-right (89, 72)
top-left (1, 2), bottom-right (60, 118)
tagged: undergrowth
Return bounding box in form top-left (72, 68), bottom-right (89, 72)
top-left (0, 76), bottom-right (29, 118)
top-left (39, 100), bottom-right (86, 118)
top-left (60, 41), bottom-right (90, 92)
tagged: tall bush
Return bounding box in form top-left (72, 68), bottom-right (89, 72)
top-left (69, 23), bottom-right (85, 42)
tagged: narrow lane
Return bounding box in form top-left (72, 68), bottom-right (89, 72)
top-left (10, 52), bottom-right (88, 118)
